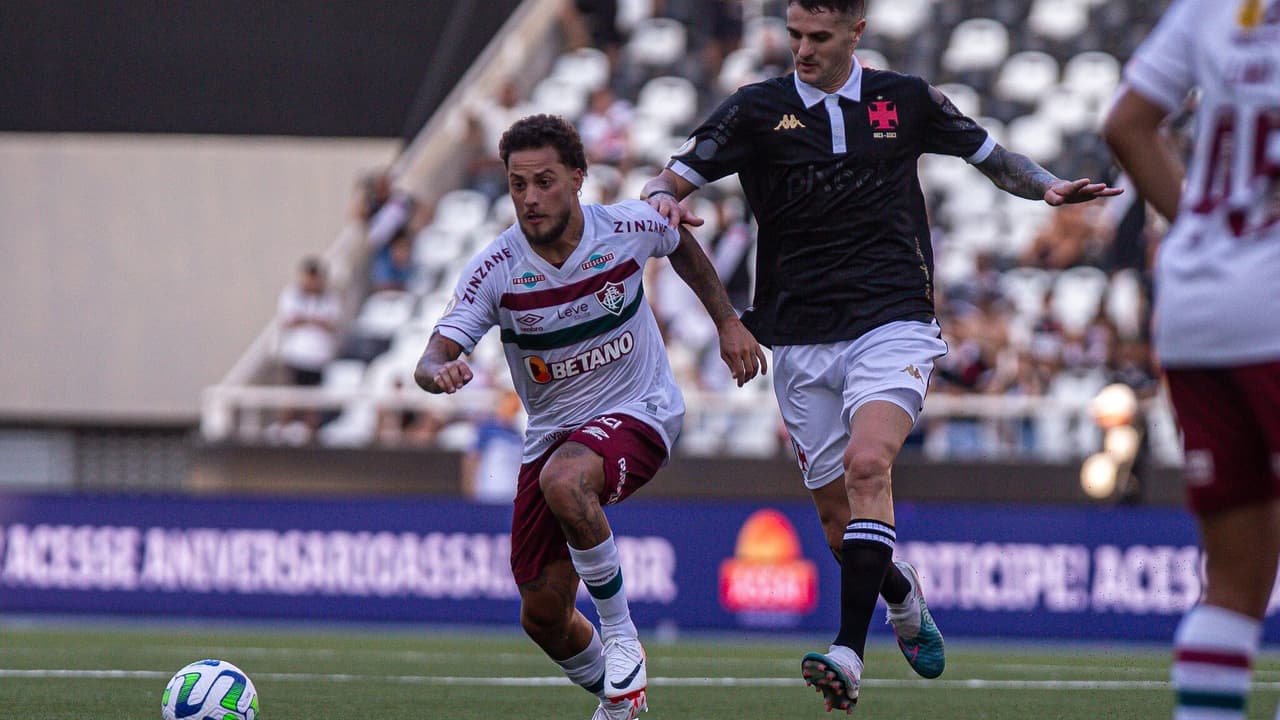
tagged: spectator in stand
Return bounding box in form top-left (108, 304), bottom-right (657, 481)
top-left (579, 87), bottom-right (635, 168)
top-left (275, 256), bottom-right (342, 439)
top-left (1021, 204), bottom-right (1106, 270)
top-left (462, 387), bottom-right (525, 504)
top-left (369, 227), bottom-right (415, 293)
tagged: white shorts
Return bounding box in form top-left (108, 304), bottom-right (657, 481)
top-left (772, 320), bottom-right (947, 490)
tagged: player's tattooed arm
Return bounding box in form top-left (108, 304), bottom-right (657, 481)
top-left (667, 226), bottom-right (738, 328)
top-left (974, 144), bottom-right (1060, 201)
top-left (667, 226), bottom-right (767, 386)
top-left (414, 331), bottom-right (472, 394)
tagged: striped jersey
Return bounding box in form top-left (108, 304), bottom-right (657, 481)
top-left (1125, 0), bottom-right (1280, 365)
top-left (434, 200), bottom-right (685, 462)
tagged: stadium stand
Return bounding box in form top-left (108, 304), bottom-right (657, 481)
top-left (203, 0), bottom-right (1179, 467)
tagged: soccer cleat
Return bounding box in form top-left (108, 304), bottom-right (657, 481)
top-left (591, 692), bottom-right (647, 720)
top-left (801, 651), bottom-right (859, 714)
top-left (603, 635), bottom-right (648, 704)
top-left (886, 560), bottom-right (945, 679)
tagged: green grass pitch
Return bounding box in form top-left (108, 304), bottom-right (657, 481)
top-left (3, 621), bottom-right (1280, 719)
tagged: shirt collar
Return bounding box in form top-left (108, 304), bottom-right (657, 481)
top-left (793, 54), bottom-right (863, 108)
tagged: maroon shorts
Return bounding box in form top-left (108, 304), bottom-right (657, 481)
top-left (510, 413), bottom-right (668, 586)
top-left (1165, 361), bottom-right (1280, 515)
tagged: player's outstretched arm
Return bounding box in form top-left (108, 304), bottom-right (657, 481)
top-left (1102, 87), bottom-right (1182, 222)
top-left (667, 226), bottom-right (766, 387)
top-left (414, 332), bottom-right (473, 394)
top-left (975, 144), bottom-right (1124, 206)
top-left (641, 169), bottom-right (704, 229)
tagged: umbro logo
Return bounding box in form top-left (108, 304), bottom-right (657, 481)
top-left (773, 114), bottom-right (806, 130)
top-left (516, 313), bottom-right (544, 327)
top-left (902, 364), bottom-right (922, 381)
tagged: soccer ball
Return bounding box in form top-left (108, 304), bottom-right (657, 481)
top-left (161, 659), bottom-right (259, 720)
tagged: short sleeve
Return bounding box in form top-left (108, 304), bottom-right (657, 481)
top-left (667, 87), bottom-right (758, 188)
top-left (603, 201), bottom-right (682, 257)
top-left (1123, 0), bottom-right (1196, 113)
top-left (919, 81), bottom-right (994, 164)
top-left (433, 251), bottom-right (500, 353)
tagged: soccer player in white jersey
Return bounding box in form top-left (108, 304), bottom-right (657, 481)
top-left (415, 114), bottom-right (765, 720)
top-left (1104, 1), bottom-right (1280, 718)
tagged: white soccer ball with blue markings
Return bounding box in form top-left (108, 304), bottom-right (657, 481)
top-left (161, 658), bottom-right (259, 720)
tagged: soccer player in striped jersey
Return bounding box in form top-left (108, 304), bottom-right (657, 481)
top-left (415, 114), bottom-right (765, 720)
top-left (1105, 1), bottom-right (1280, 718)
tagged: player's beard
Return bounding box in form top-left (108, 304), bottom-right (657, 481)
top-left (520, 206), bottom-right (571, 247)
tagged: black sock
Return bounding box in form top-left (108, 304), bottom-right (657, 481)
top-left (834, 519), bottom-right (896, 658)
top-left (880, 562), bottom-right (911, 605)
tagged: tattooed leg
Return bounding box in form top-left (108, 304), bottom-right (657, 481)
top-left (540, 441), bottom-right (612, 549)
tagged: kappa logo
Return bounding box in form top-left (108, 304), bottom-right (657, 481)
top-left (773, 114), bottom-right (806, 131)
top-left (902, 364), bottom-right (923, 381)
top-left (516, 313), bottom-right (544, 327)
top-left (595, 281), bottom-right (626, 315)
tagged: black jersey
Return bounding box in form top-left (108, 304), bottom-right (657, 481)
top-left (669, 65), bottom-right (991, 346)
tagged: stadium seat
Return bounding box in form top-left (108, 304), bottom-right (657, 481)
top-left (994, 51), bottom-right (1060, 105)
top-left (531, 76), bottom-right (589, 123)
top-left (626, 18), bottom-right (687, 71)
top-left (868, 0), bottom-right (932, 42)
top-left (1035, 87), bottom-right (1095, 134)
top-left (941, 19), bottom-right (1010, 74)
top-left (551, 47), bottom-right (611, 93)
top-left (354, 290), bottom-right (417, 341)
top-left (636, 76), bottom-right (700, 130)
top-left (717, 47), bottom-right (762, 95)
top-left (1062, 51), bottom-right (1121, 102)
top-left (1051, 265), bottom-right (1109, 334)
top-left (856, 48), bottom-right (890, 71)
top-left (741, 16), bottom-right (787, 58)
top-left (614, 0), bottom-right (654, 35)
top-left (322, 359), bottom-right (367, 391)
top-left (1105, 268), bottom-right (1145, 339)
top-left (434, 189), bottom-right (491, 235)
top-left (1028, 0), bottom-right (1089, 41)
top-left (1005, 114), bottom-right (1064, 165)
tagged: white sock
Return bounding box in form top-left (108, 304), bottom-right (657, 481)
top-left (1172, 604), bottom-right (1259, 720)
top-left (886, 580), bottom-right (922, 638)
top-left (569, 535), bottom-right (636, 640)
top-left (556, 628), bottom-right (607, 699)
top-left (826, 644), bottom-right (864, 679)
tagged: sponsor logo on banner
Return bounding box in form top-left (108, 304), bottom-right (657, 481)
top-left (719, 509), bottom-right (818, 624)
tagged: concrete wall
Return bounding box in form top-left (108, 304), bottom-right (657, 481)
top-left (0, 133), bottom-right (397, 422)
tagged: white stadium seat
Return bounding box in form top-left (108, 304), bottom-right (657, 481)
top-left (942, 19), bottom-right (1009, 73)
top-left (995, 51), bottom-right (1061, 105)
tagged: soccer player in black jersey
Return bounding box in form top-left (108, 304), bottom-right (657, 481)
top-left (642, 0), bottom-right (1121, 713)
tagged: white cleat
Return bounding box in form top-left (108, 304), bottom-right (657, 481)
top-left (591, 692), bottom-right (647, 720)
top-left (603, 634), bottom-right (648, 705)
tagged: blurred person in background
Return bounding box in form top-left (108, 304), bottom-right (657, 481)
top-left (1103, 2), bottom-right (1280, 717)
top-left (274, 256), bottom-right (342, 441)
top-left (641, 0), bottom-right (1122, 711)
top-left (369, 227), bottom-right (415, 293)
top-left (414, 114), bottom-right (764, 720)
top-left (461, 386), bottom-right (525, 504)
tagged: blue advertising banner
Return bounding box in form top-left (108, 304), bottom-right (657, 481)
top-left (0, 493), bottom-right (1273, 642)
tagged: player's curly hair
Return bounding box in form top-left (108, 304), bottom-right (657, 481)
top-left (791, 0), bottom-right (866, 20)
top-left (498, 114), bottom-right (588, 172)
